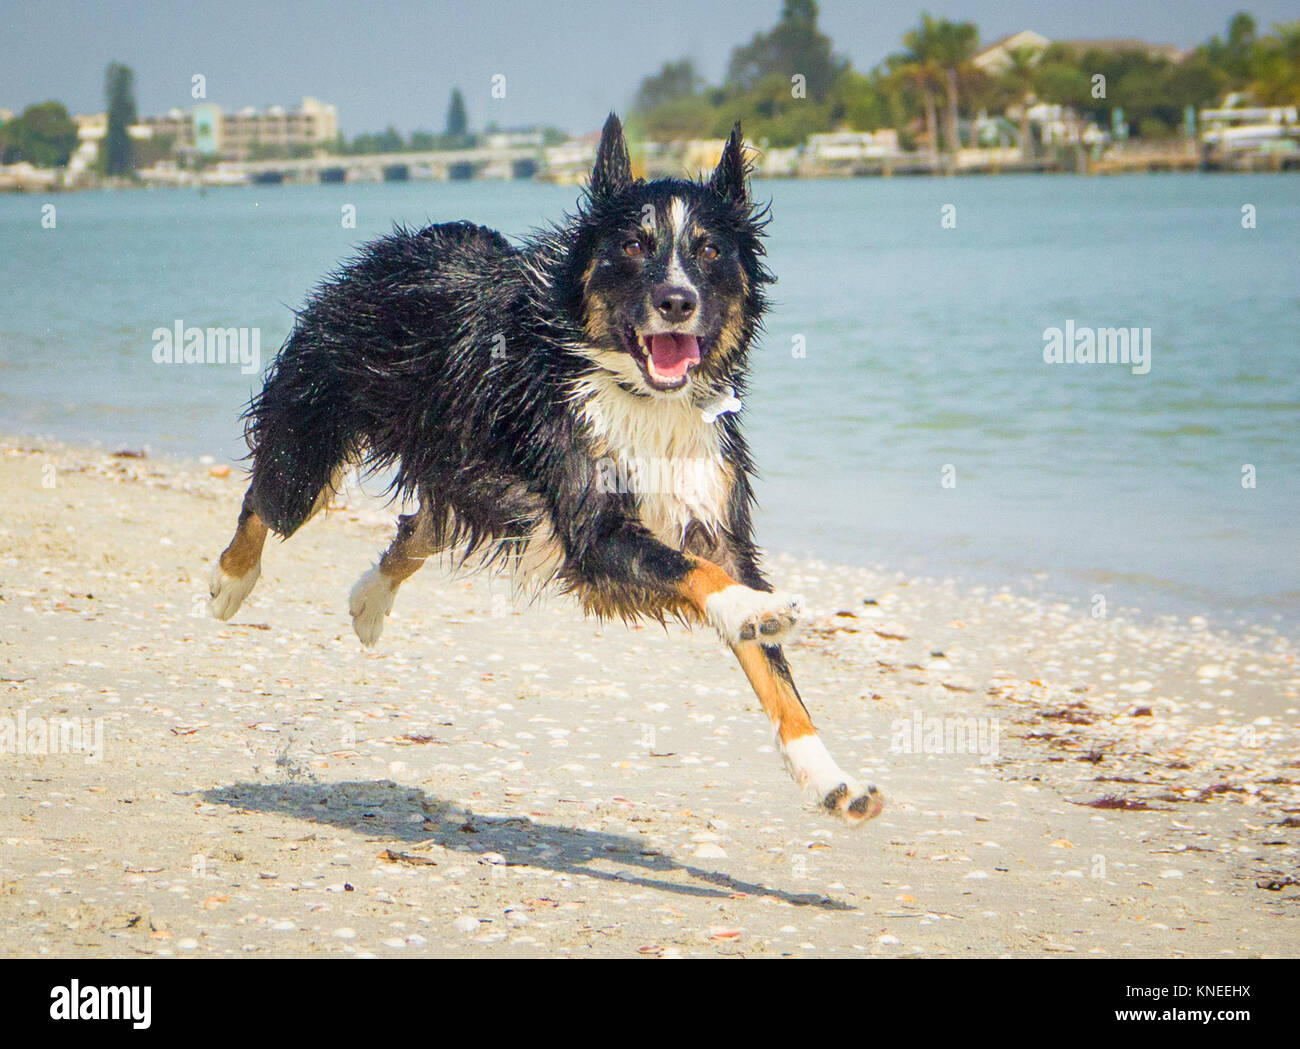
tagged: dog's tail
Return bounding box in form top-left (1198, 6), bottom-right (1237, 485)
top-left (241, 328), bottom-right (359, 538)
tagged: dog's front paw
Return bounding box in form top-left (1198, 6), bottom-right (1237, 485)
top-left (349, 566), bottom-right (397, 647)
top-left (783, 735), bottom-right (884, 826)
top-left (705, 585), bottom-right (802, 645)
top-left (821, 780), bottom-right (885, 825)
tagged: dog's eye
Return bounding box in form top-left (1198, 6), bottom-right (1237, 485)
top-left (623, 239), bottom-right (645, 258)
top-left (700, 243), bottom-right (720, 261)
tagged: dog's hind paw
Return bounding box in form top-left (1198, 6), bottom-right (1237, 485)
top-left (349, 566), bottom-right (397, 647)
top-left (209, 563), bottom-right (260, 621)
top-left (705, 585), bottom-right (802, 645)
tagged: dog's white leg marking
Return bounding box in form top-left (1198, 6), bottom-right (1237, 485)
top-left (782, 732), bottom-right (883, 824)
top-left (705, 584), bottom-right (802, 644)
top-left (349, 565), bottom-right (398, 647)
top-left (209, 563), bottom-right (261, 621)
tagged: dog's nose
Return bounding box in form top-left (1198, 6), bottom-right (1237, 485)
top-left (654, 286), bottom-right (697, 323)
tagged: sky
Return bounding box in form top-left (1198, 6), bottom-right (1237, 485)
top-left (2, 1), bottom-right (1294, 136)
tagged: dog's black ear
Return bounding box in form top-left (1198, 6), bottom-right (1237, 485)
top-left (710, 122), bottom-right (748, 204)
top-left (590, 113), bottom-right (632, 200)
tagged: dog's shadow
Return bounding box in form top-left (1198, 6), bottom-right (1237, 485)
top-left (202, 779), bottom-right (851, 910)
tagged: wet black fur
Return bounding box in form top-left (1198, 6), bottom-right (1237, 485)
top-left (240, 114), bottom-right (778, 619)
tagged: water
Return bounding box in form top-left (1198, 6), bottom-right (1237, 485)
top-left (2, 176), bottom-right (1297, 628)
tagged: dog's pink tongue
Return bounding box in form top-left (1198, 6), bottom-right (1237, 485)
top-left (648, 334), bottom-right (700, 378)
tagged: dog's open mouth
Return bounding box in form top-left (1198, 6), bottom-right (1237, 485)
top-left (627, 329), bottom-right (702, 391)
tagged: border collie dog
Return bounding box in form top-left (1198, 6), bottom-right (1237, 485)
top-left (209, 114), bottom-right (882, 824)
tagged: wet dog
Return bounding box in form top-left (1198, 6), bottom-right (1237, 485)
top-left (209, 114), bottom-right (882, 823)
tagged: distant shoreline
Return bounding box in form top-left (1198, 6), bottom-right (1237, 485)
top-left (6, 143), bottom-right (1299, 195)
top-left (6, 165), bottom-right (1298, 195)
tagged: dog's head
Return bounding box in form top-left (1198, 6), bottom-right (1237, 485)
top-left (560, 114), bottom-right (773, 399)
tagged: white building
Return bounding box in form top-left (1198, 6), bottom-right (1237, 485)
top-left (972, 30), bottom-right (1051, 73)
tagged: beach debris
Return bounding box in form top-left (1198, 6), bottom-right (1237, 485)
top-left (379, 848), bottom-right (438, 867)
top-left (1074, 794), bottom-right (1171, 812)
top-left (1041, 704), bottom-right (1097, 725)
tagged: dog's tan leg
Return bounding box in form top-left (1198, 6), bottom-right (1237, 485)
top-left (210, 491), bottom-right (269, 620)
top-left (680, 558), bottom-right (883, 825)
top-left (210, 469), bottom-right (343, 622)
top-left (349, 507), bottom-right (440, 646)
top-left (733, 643), bottom-right (883, 824)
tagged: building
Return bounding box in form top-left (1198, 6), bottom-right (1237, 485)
top-left (60, 97), bottom-right (337, 175)
top-left (483, 130), bottom-right (543, 150)
top-left (137, 108), bottom-right (193, 149)
top-left (66, 111), bottom-right (154, 182)
top-left (540, 136), bottom-right (596, 183)
top-left (974, 31), bottom-right (1185, 73)
top-left (129, 97), bottom-right (338, 159)
top-left (972, 31), bottom-right (1051, 74)
top-left (216, 97), bottom-right (337, 158)
top-left (806, 129), bottom-right (900, 161)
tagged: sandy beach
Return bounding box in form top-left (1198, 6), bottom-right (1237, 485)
top-left (0, 436), bottom-right (1296, 958)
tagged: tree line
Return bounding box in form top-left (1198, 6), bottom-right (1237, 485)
top-left (0, 78), bottom-right (561, 172)
top-left (1, 63), bottom-right (155, 173)
top-left (6, 12), bottom-right (1297, 173)
top-left (632, 3), bottom-right (1300, 149)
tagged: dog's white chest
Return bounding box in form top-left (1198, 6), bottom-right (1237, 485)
top-left (575, 380), bottom-right (731, 548)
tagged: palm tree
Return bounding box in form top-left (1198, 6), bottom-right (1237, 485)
top-left (890, 54), bottom-right (941, 163)
top-left (932, 18), bottom-right (980, 151)
top-left (903, 14), bottom-right (979, 155)
top-left (1002, 46), bottom-right (1040, 160)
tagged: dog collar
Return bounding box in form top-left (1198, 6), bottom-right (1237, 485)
top-left (700, 386), bottom-right (742, 424)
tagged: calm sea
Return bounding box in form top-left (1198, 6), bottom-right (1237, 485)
top-left (2, 176), bottom-right (1297, 628)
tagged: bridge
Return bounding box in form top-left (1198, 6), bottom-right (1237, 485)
top-left (234, 147), bottom-right (546, 183)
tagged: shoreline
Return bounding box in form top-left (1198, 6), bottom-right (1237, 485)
top-left (9, 421), bottom-right (1295, 638)
top-left (7, 159), bottom-right (1300, 197)
top-left (1, 435), bottom-right (1296, 957)
top-left (6, 164), bottom-right (1300, 196)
